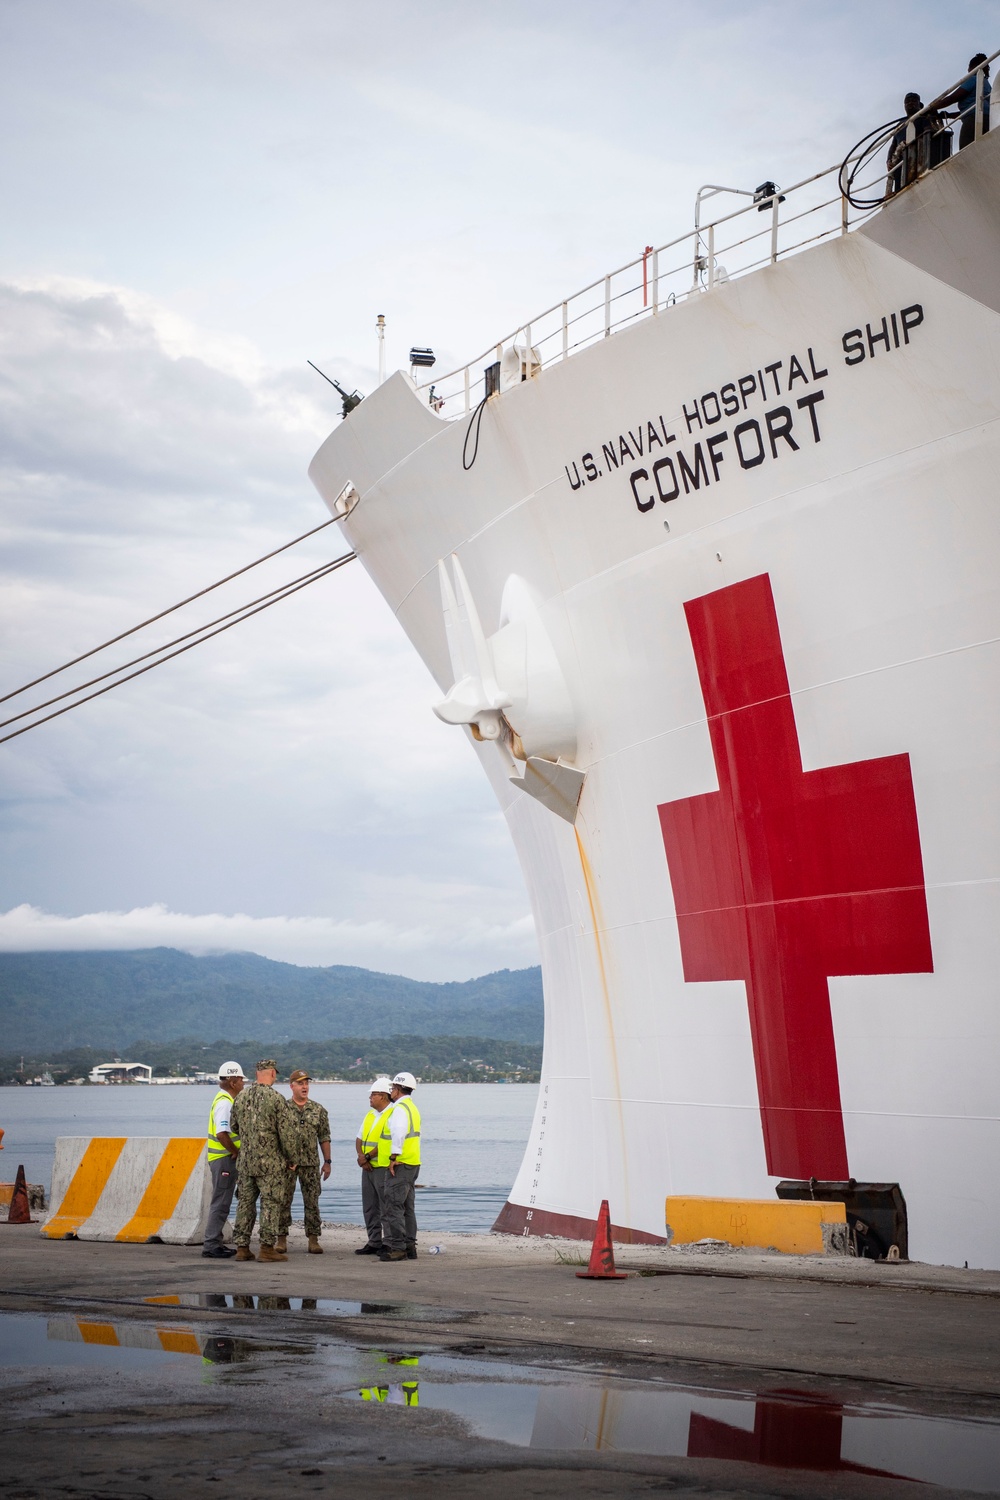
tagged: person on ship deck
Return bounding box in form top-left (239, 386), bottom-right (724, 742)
top-left (887, 92), bottom-right (949, 192)
top-left (932, 54), bottom-right (991, 150)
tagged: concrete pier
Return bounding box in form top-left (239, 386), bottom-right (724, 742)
top-left (3, 1222), bottom-right (999, 1497)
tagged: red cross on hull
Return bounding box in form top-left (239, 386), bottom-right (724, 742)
top-left (658, 575), bottom-right (933, 1180)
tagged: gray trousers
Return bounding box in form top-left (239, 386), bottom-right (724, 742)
top-left (379, 1163), bottom-right (419, 1251)
top-left (361, 1166), bottom-right (383, 1246)
top-left (204, 1154), bottom-right (238, 1248)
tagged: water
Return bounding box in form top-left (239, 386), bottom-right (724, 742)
top-left (143, 1294), bottom-right (475, 1321)
top-left (388, 1375), bottom-right (1000, 1491)
top-left (4, 1308), bottom-right (999, 1491)
top-left (0, 1082), bottom-right (537, 1232)
top-left (0, 1312), bottom-right (204, 1370)
top-left (0, 1311), bottom-right (300, 1368)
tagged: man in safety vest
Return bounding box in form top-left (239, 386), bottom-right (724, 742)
top-left (354, 1077), bottom-right (392, 1255)
top-left (377, 1071), bottom-right (421, 1262)
top-left (202, 1060), bottom-right (245, 1259)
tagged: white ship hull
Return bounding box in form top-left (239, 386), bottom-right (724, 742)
top-left (311, 131), bottom-right (1000, 1268)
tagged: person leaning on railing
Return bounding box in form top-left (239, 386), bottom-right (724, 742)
top-left (887, 94), bottom-right (945, 193)
top-left (932, 54), bottom-right (991, 150)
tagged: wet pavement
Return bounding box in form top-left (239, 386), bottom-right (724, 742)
top-left (3, 1300), bottom-right (1000, 1496)
top-left (4, 1224), bottom-right (1000, 1497)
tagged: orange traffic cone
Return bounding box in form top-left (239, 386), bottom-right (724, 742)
top-left (576, 1199), bottom-right (627, 1280)
top-left (7, 1164), bottom-right (34, 1224)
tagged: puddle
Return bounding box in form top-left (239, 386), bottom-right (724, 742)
top-left (0, 1312), bottom-right (306, 1371)
top-left (337, 1355), bottom-right (1000, 1494)
top-left (5, 1309), bottom-right (999, 1492)
top-left (143, 1294), bottom-right (473, 1322)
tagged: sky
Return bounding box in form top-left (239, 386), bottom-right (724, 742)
top-left (0, 0), bottom-right (993, 979)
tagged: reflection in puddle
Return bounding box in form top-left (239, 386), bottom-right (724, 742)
top-left (0, 1313), bottom-right (305, 1372)
top-left (342, 1362), bottom-right (1000, 1494)
top-left (5, 1310), bottom-right (999, 1493)
top-left (359, 1351), bottom-right (421, 1407)
top-left (525, 1384), bottom-right (1000, 1492)
top-left (143, 1294), bottom-right (471, 1322)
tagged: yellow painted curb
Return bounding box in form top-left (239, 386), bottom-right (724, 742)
top-left (665, 1195), bottom-right (847, 1255)
top-left (0, 1181), bottom-right (42, 1207)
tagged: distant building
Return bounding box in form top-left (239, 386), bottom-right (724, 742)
top-left (88, 1062), bottom-right (152, 1085)
top-left (147, 1071), bottom-right (217, 1085)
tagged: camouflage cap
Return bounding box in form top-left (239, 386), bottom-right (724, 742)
top-left (289, 1068), bottom-right (311, 1083)
top-left (256, 1058), bottom-right (279, 1072)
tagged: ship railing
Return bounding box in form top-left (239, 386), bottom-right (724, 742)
top-left (842, 49), bottom-right (997, 210)
top-left (417, 49), bottom-right (995, 418)
top-left (418, 168), bottom-right (865, 417)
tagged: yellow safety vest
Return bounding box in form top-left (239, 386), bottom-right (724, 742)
top-left (207, 1088), bottom-right (240, 1162)
top-left (360, 1107), bottom-right (387, 1163)
top-left (378, 1096), bottom-right (421, 1167)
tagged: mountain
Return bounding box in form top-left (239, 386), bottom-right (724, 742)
top-left (0, 949), bottom-right (543, 1052)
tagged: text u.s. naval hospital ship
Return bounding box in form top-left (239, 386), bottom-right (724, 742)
top-left (310, 63), bottom-right (1000, 1269)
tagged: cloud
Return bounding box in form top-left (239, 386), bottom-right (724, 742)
top-left (0, 903), bottom-right (538, 977)
top-left (0, 278), bottom-right (323, 538)
top-left (0, 278), bottom-right (536, 980)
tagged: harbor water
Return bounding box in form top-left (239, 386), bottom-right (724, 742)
top-left (0, 1081), bottom-right (538, 1234)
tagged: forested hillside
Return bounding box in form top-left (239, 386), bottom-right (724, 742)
top-left (0, 949), bottom-right (543, 1051)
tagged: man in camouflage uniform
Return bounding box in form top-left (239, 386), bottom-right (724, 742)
top-left (278, 1068), bottom-right (332, 1254)
top-left (231, 1058), bottom-right (297, 1263)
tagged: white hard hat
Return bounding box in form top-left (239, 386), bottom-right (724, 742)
top-left (370, 1076), bottom-right (393, 1094)
top-left (218, 1061), bottom-right (245, 1079)
top-left (392, 1071), bottom-right (417, 1089)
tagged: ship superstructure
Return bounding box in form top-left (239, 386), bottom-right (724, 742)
top-left (310, 78), bottom-right (1000, 1268)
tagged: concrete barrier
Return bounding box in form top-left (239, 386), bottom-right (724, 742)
top-left (42, 1137), bottom-right (210, 1244)
top-left (665, 1195), bottom-right (849, 1255)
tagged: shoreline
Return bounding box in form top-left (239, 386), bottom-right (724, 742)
top-left (0, 1077), bottom-right (541, 1087)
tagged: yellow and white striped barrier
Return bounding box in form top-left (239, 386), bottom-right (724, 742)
top-left (42, 1137), bottom-right (210, 1244)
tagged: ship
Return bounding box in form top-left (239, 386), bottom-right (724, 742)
top-left (309, 67), bottom-right (1000, 1269)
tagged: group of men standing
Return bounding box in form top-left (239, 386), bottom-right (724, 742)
top-left (202, 1059), bottom-right (421, 1264)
